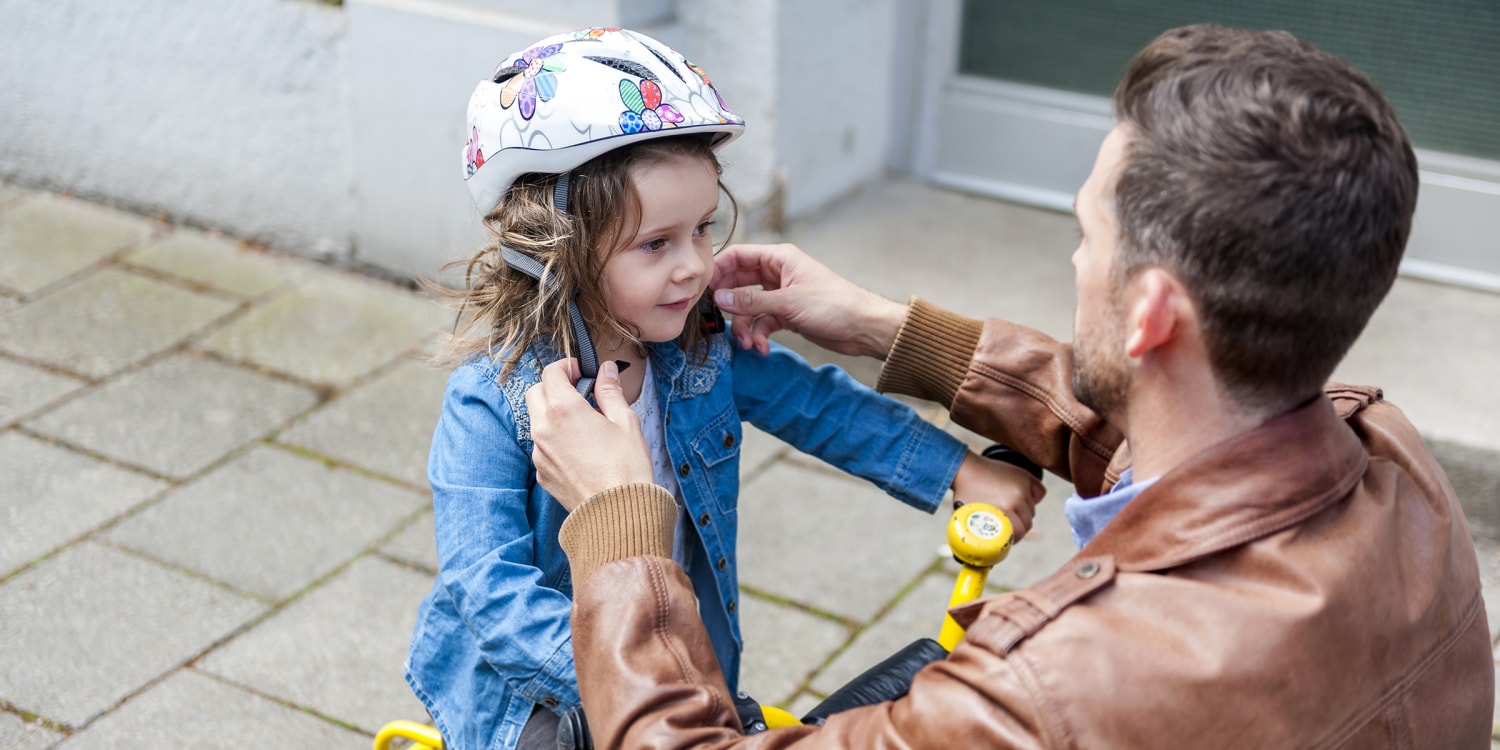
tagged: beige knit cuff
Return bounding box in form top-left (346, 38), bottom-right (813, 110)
top-left (876, 296), bottom-right (984, 408)
top-left (558, 483), bottom-right (678, 582)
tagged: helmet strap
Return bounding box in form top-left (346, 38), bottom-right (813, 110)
top-left (553, 171), bottom-right (572, 214)
top-left (499, 246), bottom-right (599, 399)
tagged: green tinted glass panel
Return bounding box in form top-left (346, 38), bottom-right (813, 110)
top-left (958, 0), bottom-right (1500, 160)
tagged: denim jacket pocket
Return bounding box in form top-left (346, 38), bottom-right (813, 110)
top-left (690, 406), bottom-right (742, 515)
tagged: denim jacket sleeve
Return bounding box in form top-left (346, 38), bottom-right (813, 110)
top-left (730, 339), bottom-right (966, 512)
top-left (427, 362), bottom-right (582, 710)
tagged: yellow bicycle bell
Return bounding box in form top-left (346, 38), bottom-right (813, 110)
top-left (938, 503), bottom-right (1014, 650)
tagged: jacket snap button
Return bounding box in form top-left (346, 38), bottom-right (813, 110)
top-left (727, 599), bottom-right (736, 614)
top-left (542, 697), bottom-right (559, 708)
top-left (723, 433), bottom-right (735, 449)
top-left (717, 556), bottom-right (727, 570)
top-left (1076, 561), bottom-right (1100, 579)
top-left (679, 462), bottom-right (691, 477)
top-left (699, 513), bottom-right (711, 527)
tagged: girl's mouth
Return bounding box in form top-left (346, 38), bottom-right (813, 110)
top-left (659, 297), bottom-right (693, 311)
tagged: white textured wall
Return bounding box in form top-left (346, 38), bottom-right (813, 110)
top-left (0, 0), bottom-right (354, 257)
top-left (776, 0), bottom-right (899, 219)
top-left (0, 0), bottom-right (907, 275)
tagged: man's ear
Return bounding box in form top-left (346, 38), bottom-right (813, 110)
top-left (1124, 269), bottom-right (1187, 359)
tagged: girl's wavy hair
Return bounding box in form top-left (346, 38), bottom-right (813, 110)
top-left (428, 134), bottom-right (738, 378)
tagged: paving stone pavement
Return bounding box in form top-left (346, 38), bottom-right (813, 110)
top-left (2, 181), bottom-right (1498, 747)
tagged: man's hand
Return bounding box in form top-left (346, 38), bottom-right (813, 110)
top-left (951, 452), bottom-right (1046, 539)
top-left (710, 243), bottom-right (908, 359)
top-left (526, 359), bottom-right (654, 511)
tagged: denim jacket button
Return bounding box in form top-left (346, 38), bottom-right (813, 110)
top-left (723, 433), bottom-right (735, 449)
top-left (698, 513), bottom-right (711, 527)
top-left (542, 697), bottom-right (559, 708)
top-left (726, 599), bottom-right (736, 614)
top-left (717, 556), bottom-right (727, 570)
top-left (679, 462), bottom-right (691, 477)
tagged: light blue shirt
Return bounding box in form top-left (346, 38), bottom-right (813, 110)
top-left (1063, 467), bottom-right (1159, 548)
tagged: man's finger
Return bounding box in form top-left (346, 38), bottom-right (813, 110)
top-left (749, 314), bottom-right (783, 355)
top-left (539, 357), bottom-right (580, 391)
top-left (592, 360), bottom-right (635, 425)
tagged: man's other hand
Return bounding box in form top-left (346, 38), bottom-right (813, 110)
top-left (527, 359), bottom-right (653, 511)
top-left (710, 242), bottom-right (908, 360)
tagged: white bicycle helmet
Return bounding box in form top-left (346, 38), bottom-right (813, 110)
top-left (464, 27), bottom-right (746, 212)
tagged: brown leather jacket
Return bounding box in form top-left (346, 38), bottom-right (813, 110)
top-left (559, 299), bottom-right (1494, 749)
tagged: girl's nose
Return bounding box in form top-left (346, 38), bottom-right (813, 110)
top-left (673, 245), bottom-right (707, 282)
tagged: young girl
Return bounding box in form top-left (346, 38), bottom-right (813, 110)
top-left (406, 28), bottom-right (1041, 750)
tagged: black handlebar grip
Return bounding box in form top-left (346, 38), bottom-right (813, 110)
top-left (981, 443), bottom-right (1043, 480)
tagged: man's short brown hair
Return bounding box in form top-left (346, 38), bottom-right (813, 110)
top-left (1112, 24), bottom-right (1418, 413)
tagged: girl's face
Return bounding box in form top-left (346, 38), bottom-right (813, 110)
top-left (603, 154), bottom-right (720, 343)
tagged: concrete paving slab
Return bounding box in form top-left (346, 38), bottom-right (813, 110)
top-left (0, 194), bottom-right (153, 296)
top-left (0, 356), bottom-right (86, 427)
top-left (199, 271), bottom-right (442, 387)
top-left (26, 352), bottom-right (318, 479)
top-left (737, 594), bottom-right (851, 706)
top-left (0, 182), bottom-right (27, 207)
top-left (1476, 539), bottom-right (1500, 642)
top-left (196, 555), bottom-right (431, 735)
top-left (0, 267), bottom-right (237, 379)
top-left (738, 424), bottom-right (787, 481)
top-left (785, 181), bottom-right (1078, 344)
top-left (0, 712), bottom-right (62, 750)
top-left (1336, 278), bottom-right (1500, 451)
top-left (790, 180), bottom-right (1500, 440)
top-left (738, 462), bottom-right (949, 622)
top-left (809, 573), bottom-right (952, 696)
top-left (122, 230), bottom-right (303, 298)
top-left (787, 692), bottom-right (823, 721)
top-left (381, 509), bottom-right (438, 573)
top-left (0, 431), bottom-right (167, 578)
top-left (0, 542), bottom-right (263, 728)
top-left (106, 445), bottom-right (428, 601)
top-left (278, 358), bottom-right (447, 487)
top-left (56, 669), bottom-right (366, 750)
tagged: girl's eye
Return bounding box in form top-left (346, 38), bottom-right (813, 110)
top-left (640, 238), bottom-right (669, 254)
top-left (694, 220), bottom-right (716, 238)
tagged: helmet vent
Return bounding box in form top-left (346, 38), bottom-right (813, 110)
top-left (491, 64), bottom-right (525, 84)
top-left (584, 56), bottom-right (658, 84)
top-left (641, 44), bottom-right (687, 83)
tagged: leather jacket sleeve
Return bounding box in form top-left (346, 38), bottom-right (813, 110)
top-left (564, 518), bottom-right (1053, 749)
top-left (879, 298), bottom-right (1124, 496)
top-left (553, 299), bottom-right (1111, 748)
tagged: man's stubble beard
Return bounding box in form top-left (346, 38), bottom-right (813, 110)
top-left (1071, 309), bottom-right (1130, 422)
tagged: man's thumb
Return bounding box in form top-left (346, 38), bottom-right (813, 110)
top-left (715, 287), bottom-right (777, 316)
top-left (593, 360), bottom-right (632, 420)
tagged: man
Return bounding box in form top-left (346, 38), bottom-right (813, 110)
top-left (525, 24), bottom-right (1493, 748)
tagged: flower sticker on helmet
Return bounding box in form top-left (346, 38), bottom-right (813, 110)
top-left (572, 26), bottom-right (620, 41)
top-left (499, 43), bottom-right (566, 120)
top-left (465, 126), bottom-right (485, 178)
top-left (619, 78), bottom-right (684, 134)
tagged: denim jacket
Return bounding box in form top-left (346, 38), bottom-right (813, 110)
top-left (406, 331), bottom-right (967, 750)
